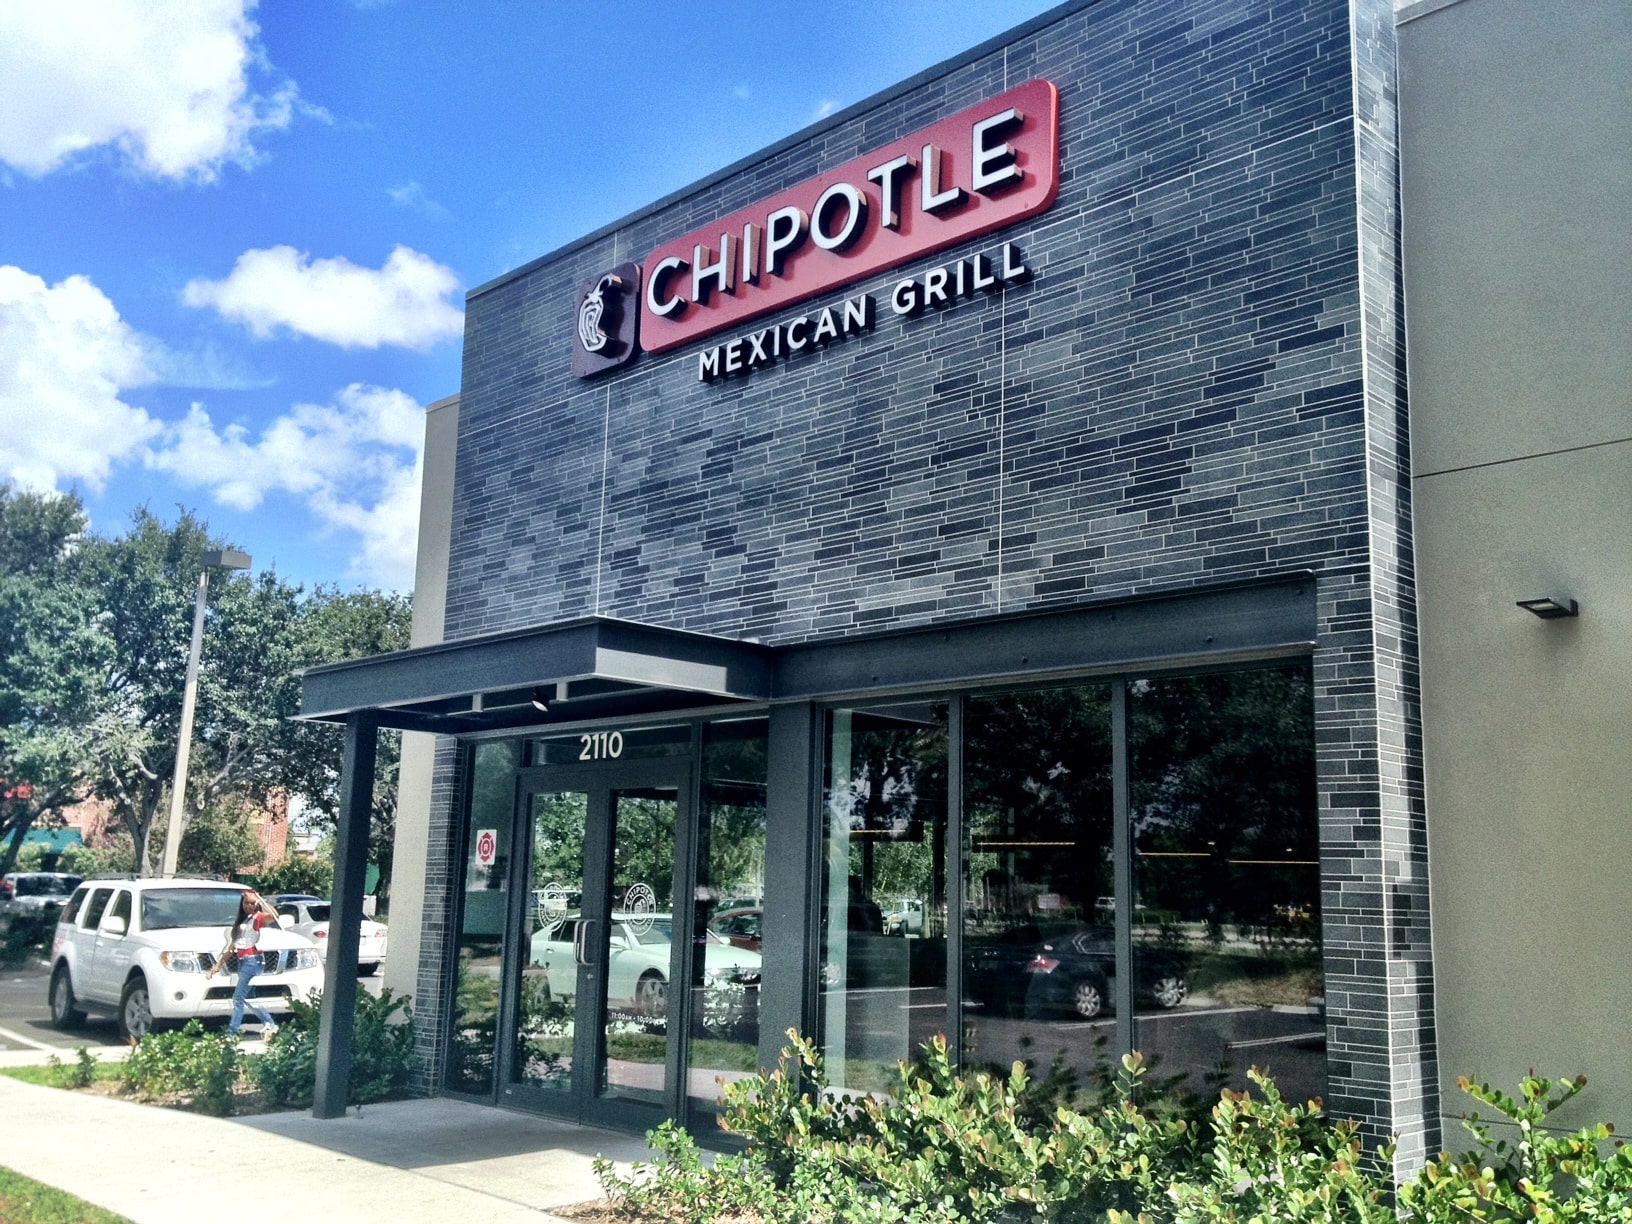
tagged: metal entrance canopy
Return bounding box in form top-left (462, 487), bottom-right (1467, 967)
top-left (299, 616), bottom-right (774, 733)
top-left (297, 576), bottom-right (1319, 731)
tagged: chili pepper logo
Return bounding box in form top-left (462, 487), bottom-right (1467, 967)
top-left (572, 262), bottom-right (641, 378)
top-left (577, 272), bottom-right (624, 353)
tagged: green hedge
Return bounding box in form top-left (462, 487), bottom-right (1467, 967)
top-left (596, 1032), bottom-right (1632, 1223)
top-left (249, 987), bottom-right (413, 1107)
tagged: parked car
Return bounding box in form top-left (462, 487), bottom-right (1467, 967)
top-left (712, 906), bottom-right (763, 952)
top-left (964, 922), bottom-right (1189, 1020)
top-left (274, 897), bottom-right (388, 974)
top-left (529, 913), bottom-right (760, 1018)
top-left (47, 877), bottom-right (323, 1039)
top-left (883, 899), bottom-right (924, 936)
top-left (0, 872), bottom-right (82, 921)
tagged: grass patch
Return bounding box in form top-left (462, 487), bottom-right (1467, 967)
top-left (1185, 949), bottom-right (1323, 1007)
top-left (0, 1165), bottom-right (133, 1224)
top-left (690, 1039), bottom-right (759, 1074)
top-left (0, 1062), bottom-right (123, 1089)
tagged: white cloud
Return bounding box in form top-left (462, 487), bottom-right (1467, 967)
top-left (145, 341), bottom-right (275, 392)
top-left (0, 265), bottom-right (160, 492)
top-left (387, 180), bottom-right (450, 219)
top-left (182, 245), bottom-right (463, 350)
top-left (810, 99), bottom-right (839, 122)
top-left (0, 0), bottom-right (305, 183)
top-left (147, 384), bottom-right (424, 589)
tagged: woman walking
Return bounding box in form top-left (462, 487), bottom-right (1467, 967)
top-left (207, 889), bottom-right (281, 1039)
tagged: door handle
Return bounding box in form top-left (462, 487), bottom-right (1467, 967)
top-left (574, 918), bottom-right (598, 967)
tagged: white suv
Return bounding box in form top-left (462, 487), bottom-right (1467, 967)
top-left (48, 877), bottom-right (324, 1040)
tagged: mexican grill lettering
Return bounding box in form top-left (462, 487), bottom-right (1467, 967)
top-left (640, 79), bottom-right (1058, 353)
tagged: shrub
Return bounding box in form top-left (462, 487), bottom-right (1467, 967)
top-left (58, 837), bottom-right (136, 877)
top-left (593, 1122), bottom-right (776, 1224)
top-left (42, 1046), bottom-right (98, 1090)
top-left (1399, 1073), bottom-right (1632, 1224)
top-left (243, 856), bottom-right (334, 899)
top-left (0, 913), bottom-right (50, 965)
top-left (249, 987), bottom-right (414, 1107)
top-left (597, 1033), bottom-right (1632, 1224)
top-left (1149, 1067), bottom-right (1395, 1223)
top-left (249, 994), bottom-right (319, 1107)
top-left (119, 1020), bottom-right (241, 1116)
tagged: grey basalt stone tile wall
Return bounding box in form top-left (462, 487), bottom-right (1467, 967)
top-left (409, 738), bottom-right (462, 1096)
top-left (431, 0), bottom-right (1437, 1158)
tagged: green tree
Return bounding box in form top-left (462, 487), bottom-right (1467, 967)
top-left (1128, 668), bottom-right (1317, 927)
top-left (0, 484), bottom-right (107, 876)
top-left (74, 507), bottom-right (305, 874)
top-left (174, 795), bottom-right (265, 877)
top-left (274, 587), bottom-right (412, 897)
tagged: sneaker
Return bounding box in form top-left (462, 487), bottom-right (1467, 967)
top-left (263, 1023), bottom-right (279, 1039)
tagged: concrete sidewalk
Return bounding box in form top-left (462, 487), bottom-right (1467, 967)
top-left (0, 1070), bottom-right (655, 1222)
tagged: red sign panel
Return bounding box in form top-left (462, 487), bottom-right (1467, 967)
top-left (639, 79), bottom-right (1059, 353)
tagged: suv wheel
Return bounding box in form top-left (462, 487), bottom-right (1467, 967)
top-left (118, 975), bottom-right (157, 1041)
top-left (49, 964), bottom-right (86, 1029)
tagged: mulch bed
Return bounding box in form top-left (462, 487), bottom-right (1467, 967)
top-left (60, 1076), bottom-right (291, 1116)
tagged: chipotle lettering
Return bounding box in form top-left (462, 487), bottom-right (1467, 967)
top-left (639, 78), bottom-right (1058, 353)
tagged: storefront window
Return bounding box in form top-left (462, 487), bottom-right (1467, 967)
top-left (446, 739), bottom-right (518, 1095)
top-left (1128, 666), bottom-right (1323, 1103)
top-left (820, 704), bottom-right (948, 1092)
top-left (961, 684), bottom-right (1114, 1096)
top-left (687, 718), bottom-right (768, 1125)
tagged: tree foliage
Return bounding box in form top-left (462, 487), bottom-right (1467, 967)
top-left (0, 485), bottom-right (410, 885)
top-left (273, 587), bottom-right (411, 893)
top-left (71, 506), bottom-right (311, 872)
top-left (0, 485), bottom-right (105, 875)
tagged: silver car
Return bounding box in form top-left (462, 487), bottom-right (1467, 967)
top-left (0, 872), bottom-right (82, 921)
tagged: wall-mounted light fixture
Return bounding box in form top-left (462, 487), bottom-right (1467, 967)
top-left (1516, 596), bottom-right (1579, 619)
top-left (530, 687), bottom-right (551, 713)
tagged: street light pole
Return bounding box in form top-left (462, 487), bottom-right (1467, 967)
top-left (157, 547), bottom-right (251, 878)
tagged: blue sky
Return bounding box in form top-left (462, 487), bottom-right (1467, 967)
top-left (0, 0), bottom-right (1058, 593)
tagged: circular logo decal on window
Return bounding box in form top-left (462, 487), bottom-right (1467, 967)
top-left (622, 882), bottom-right (657, 934)
top-left (540, 882), bottom-right (573, 914)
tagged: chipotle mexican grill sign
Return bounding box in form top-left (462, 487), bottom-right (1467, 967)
top-left (637, 79), bottom-right (1059, 355)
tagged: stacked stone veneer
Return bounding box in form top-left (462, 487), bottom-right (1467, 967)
top-left (420, 0), bottom-right (1437, 1161)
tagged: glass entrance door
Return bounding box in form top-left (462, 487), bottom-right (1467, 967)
top-left (497, 760), bottom-right (690, 1130)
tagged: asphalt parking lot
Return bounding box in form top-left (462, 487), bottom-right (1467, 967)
top-left (0, 954), bottom-right (384, 1053)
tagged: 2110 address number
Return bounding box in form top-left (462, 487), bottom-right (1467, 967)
top-left (579, 731), bottom-right (624, 760)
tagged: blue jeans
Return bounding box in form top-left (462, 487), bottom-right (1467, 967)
top-left (228, 955), bottom-right (277, 1034)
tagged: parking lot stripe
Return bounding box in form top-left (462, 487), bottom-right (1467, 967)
top-left (0, 1024), bottom-right (57, 1052)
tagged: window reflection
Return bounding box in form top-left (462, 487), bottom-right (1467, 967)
top-left (1129, 666), bottom-right (1324, 1103)
top-left (446, 739), bottom-right (517, 1096)
top-left (513, 790), bottom-right (586, 1095)
top-left (599, 788), bottom-right (679, 1105)
top-left (962, 684), bottom-right (1115, 1099)
top-left (820, 705), bottom-right (948, 1093)
top-left (688, 718), bottom-right (769, 1126)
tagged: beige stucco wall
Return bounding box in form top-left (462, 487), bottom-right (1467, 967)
top-left (382, 394), bottom-right (459, 1004)
top-left (1399, 0), bottom-right (1632, 1134)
